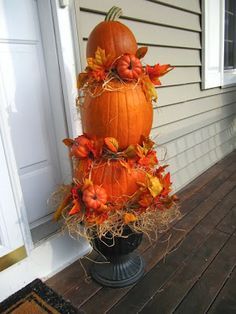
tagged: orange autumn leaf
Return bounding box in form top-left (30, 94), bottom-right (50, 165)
top-left (136, 46), bottom-right (148, 59)
top-left (82, 178), bottom-right (93, 191)
top-left (138, 150), bottom-right (158, 168)
top-left (87, 47), bottom-right (114, 72)
top-left (161, 172), bottom-right (172, 196)
top-left (146, 64), bottom-right (174, 86)
top-left (86, 212), bottom-right (108, 225)
top-left (77, 72), bottom-right (89, 89)
top-left (104, 137), bottom-right (119, 152)
top-left (124, 213), bottom-right (137, 224)
top-left (63, 138), bottom-right (74, 147)
top-left (139, 193), bottom-right (153, 208)
top-left (53, 192), bottom-right (72, 221)
top-left (68, 199), bottom-right (81, 215)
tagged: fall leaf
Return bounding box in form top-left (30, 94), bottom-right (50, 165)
top-left (63, 138), bottom-right (74, 147)
top-left (77, 72), bottom-right (89, 89)
top-left (53, 192), bottom-right (72, 221)
top-left (87, 47), bottom-right (114, 72)
top-left (68, 199), bottom-right (81, 215)
top-left (86, 212), bottom-right (108, 225)
top-left (82, 178), bottom-right (93, 191)
top-left (124, 213), bottom-right (137, 224)
top-left (161, 172), bottom-right (172, 196)
top-left (147, 174), bottom-right (163, 198)
top-left (104, 137), bottom-right (119, 152)
top-left (138, 150), bottom-right (158, 168)
top-left (123, 145), bottom-right (137, 158)
top-left (136, 46), bottom-right (148, 59)
top-left (146, 64), bottom-right (174, 86)
top-left (141, 75), bottom-right (158, 102)
top-left (139, 193), bottom-right (153, 208)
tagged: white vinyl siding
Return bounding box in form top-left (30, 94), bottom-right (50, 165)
top-left (75, 0), bottom-right (236, 192)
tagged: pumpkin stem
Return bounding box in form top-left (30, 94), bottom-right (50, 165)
top-left (105, 6), bottom-right (123, 21)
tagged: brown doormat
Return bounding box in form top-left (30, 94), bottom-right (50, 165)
top-left (0, 279), bottom-right (81, 313)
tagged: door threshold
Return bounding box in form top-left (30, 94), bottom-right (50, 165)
top-left (31, 219), bottom-right (63, 246)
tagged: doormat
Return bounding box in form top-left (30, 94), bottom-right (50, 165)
top-left (0, 279), bottom-right (80, 313)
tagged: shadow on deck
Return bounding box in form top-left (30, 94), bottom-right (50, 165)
top-left (47, 150), bottom-right (236, 314)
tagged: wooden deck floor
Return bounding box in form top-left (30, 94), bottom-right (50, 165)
top-left (47, 150), bottom-right (236, 314)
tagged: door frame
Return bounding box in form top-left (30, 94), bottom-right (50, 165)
top-left (0, 0), bottom-right (83, 252)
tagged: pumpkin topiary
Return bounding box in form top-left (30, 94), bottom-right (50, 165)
top-left (86, 7), bottom-right (137, 59)
top-left (80, 80), bottom-right (153, 150)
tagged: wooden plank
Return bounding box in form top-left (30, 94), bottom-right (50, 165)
top-left (139, 230), bottom-right (230, 314)
top-left (79, 12), bottom-right (201, 48)
top-left (62, 236), bottom-right (151, 308)
top-left (149, 0), bottom-right (201, 14)
top-left (78, 0), bottom-right (201, 31)
top-left (175, 233), bottom-right (236, 313)
top-left (107, 191), bottom-right (236, 314)
top-left (79, 173), bottom-right (236, 313)
top-left (207, 266), bottom-right (236, 314)
top-left (153, 91), bottom-right (236, 126)
top-left (216, 206), bottom-right (236, 235)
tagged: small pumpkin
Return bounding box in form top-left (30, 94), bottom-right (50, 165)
top-left (116, 54), bottom-right (142, 80)
top-left (80, 80), bottom-right (153, 149)
top-left (70, 135), bottom-right (91, 158)
top-left (82, 185), bottom-right (107, 210)
top-left (86, 7), bottom-right (137, 59)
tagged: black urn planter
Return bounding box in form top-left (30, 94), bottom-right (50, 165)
top-left (91, 227), bottom-right (144, 288)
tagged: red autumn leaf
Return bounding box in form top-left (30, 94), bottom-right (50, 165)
top-left (138, 150), bottom-right (158, 168)
top-left (104, 137), bottom-right (119, 152)
top-left (136, 46), bottom-right (148, 59)
top-left (161, 172), bottom-right (172, 196)
top-left (146, 64), bottom-right (174, 85)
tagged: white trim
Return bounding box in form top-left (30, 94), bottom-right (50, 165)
top-left (202, 0), bottom-right (224, 89)
top-left (202, 0), bottom-right (236, 89)
top-left (0, 232), bottom-right (91, 302)
top-left (50, 0), bottom-right (83, 137)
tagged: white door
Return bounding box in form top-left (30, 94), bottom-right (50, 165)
top-left (0, 0), bottom-right (68, 228)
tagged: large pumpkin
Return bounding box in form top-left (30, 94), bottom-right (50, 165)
top-left (86, 7), bottom-right (137, 59)
top-left (73, 159), bottom-right (147, 205)
top-left (80, 80), bottom-right (153, 150)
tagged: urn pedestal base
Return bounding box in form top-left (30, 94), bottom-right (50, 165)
top-left (91, 252), bottom-right (144, 288)
top-left (90, 228), bottom-right (144, 288)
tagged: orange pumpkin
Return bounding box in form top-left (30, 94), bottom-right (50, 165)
top-left (73, 159), bottom-right (147, 205)
top-left (82, 185), bottom-right (107, 210)
top-left (70, 135), bottom-right (91, 158)
top-left (86, 7), bottom-right (137, 59)
top-left (80, 80), bottom-right (153, 150)
top-left (116, 54), bottom-right (142, 80)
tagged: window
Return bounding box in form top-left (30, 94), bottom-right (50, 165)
top-left (224, 0), bottom-right (236, 70)
top-left (202, 0), bottom-right (236, 89)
